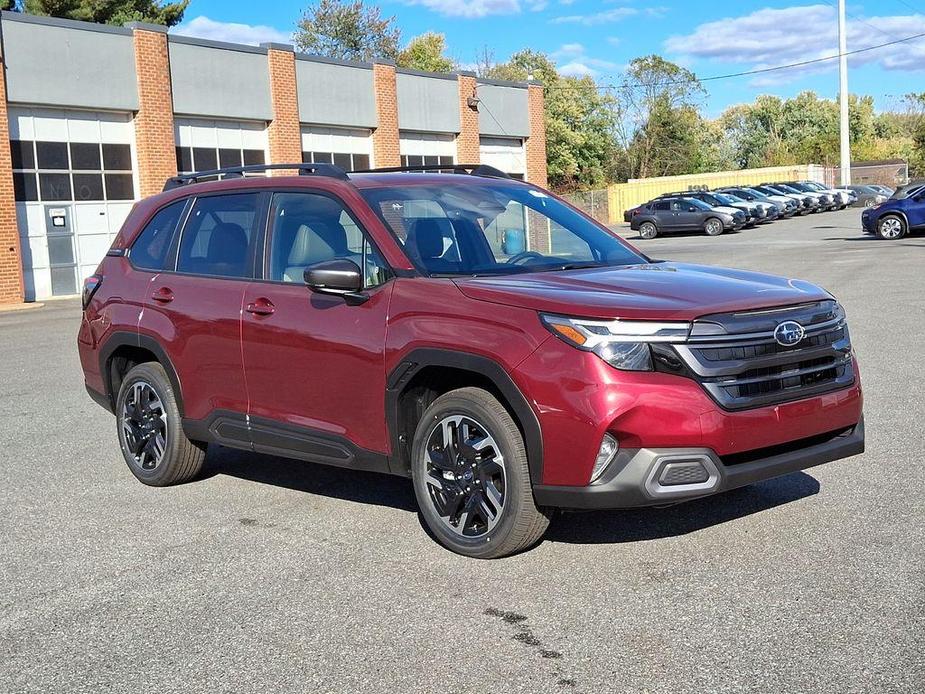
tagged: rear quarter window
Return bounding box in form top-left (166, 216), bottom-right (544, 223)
top-left (129, 200), bottom-right (187, 271)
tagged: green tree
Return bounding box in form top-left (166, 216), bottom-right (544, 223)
top-left (617, 55), bottom-right (707, 178)
top-left (485, 50), bottom-right (617, 191)
top-left (396, 32), bottom-right (455, 73)
top-left (22, 0), bottom-right (188, 26)
top-left (294, 0), bottom-right (400, 62)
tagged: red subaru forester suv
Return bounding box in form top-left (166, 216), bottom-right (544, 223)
top-left (78, 163), bottom-right (864, 558)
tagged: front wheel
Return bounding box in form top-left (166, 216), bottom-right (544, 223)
top-left (704, 217), bottom-right (725, 236)
top-left (116, 362), bottom-right (206, 486)
top-left (876, 214), bottom-right (907, 240)
top-left (411, 387), bottom-right (550, 559)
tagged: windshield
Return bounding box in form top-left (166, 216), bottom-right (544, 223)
top-left (360, 182), bottom-right (647, 276)
top-left (682, 197), bottom-right (712, 210)
top-left (803, 182), bottom-right (827, 192)
top-left (742, 188), bottom-right (769, 201)
top-left (713, 192), bottom-right (741, 204)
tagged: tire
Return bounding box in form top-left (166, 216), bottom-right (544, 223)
top-left (876, 214), bottom-right (907, 240)
top-left (639, 221), bottom-right (658, 239)
top-left (115, 362), bottom-right (206, 486)
top-left (704, 217), bottom-right (725, 236)
top-left (410, 387), bottom-right (550, 559)
top-left (864, 198), bottom-right (876, 208)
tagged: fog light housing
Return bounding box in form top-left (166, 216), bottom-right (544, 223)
top-left (590, 433), bottom-right (619, 483)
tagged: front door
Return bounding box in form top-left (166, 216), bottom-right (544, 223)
top-left (241, 190), bottom-right (394, 459)
top-left (670, 200), bottom-right (700, 230)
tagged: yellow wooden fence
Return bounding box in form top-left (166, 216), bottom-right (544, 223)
top-left (606, 165), bottom-right (827, 224)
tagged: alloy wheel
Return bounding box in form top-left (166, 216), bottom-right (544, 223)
top-left (879, 217), bottom-right (904, 239)
top-left (640, 223), bottom-right (657, 239)
top-left (423, 415), bottom-right (506, 538)
top-left (120, 381), bottom-right (167, 471)
top-left (705, 219), bottom-right (723, 236)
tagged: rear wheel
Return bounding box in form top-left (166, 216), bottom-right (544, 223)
top-left (639, 221), bottom-right (658, 239)
top-left (116, 362), bottom-right (205, 486)
top-left (704, 217), bottom-right (724, 236)
top-left (411, 387), bottom-right (550, 559)
top-left (876, 214), bottom-right (907, 240)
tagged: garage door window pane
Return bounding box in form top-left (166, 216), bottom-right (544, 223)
top-left (50, 267), bottom-right (77, 296)
top-left (438, 156), bottom-right (454, 166)
top-left (10, 140), bottom-right (35, 169)
top-left (176, 147), bottom-right (194, 173)
top-left (36, 141), bottom-right (69, 170)
top-left (219, 148), bottom-right (242, 168)
top-left (192, 147), bottom-right (218, 171)
top-left (104, 173), bottom-right (135, 200)
top-left (39, 173), bottom-right (72, 201)
top-left (243, 149), bottom-right (265, 165)
top-left (13, 172), bottom-right (38, 201)
top-left (353, 154), bottom-right (369, 170)
top-left (301, 151), bottom-right (312, 164)
top-left (73, 173), bottom-right (105, 201)
top-left (70, 143), bottom-right (102, 170)
top-left (102, 144), bottom-right (132, 171)
top-left (48, 235), bottom-right (76, 265)
top-left (333, 152), bottom-right (352, 171)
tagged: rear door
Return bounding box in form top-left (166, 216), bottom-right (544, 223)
top-left (651, 200), bottom-right (674, 230)
top-left (139, 191), bottom-right (265, 424)
top-left (671, 200), bottom-right (700, 230)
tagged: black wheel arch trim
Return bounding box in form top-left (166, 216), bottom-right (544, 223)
top-left (877, 211), bottom-right (909, 227)
top-left (97, 331), bottom-right (185, 416)
top-left (385, 348), bottom-right (544, 483)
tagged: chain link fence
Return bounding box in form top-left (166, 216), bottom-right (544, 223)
top-left (560, 188), bottom-right (611, 225)
top-left (825, 161), bottom-right (909, 188)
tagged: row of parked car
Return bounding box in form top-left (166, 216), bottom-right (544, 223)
top-left (623, 181), bottom-right (881, 239)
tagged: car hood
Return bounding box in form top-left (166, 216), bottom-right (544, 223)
top-left (712, 205), bottom-right (742, 216)
top-left (454, 262), bottom-right (831, 321)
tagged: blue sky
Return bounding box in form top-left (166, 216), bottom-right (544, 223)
top-left (174, 1), bottom-right (925, 116)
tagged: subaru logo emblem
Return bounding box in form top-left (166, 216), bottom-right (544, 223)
top-left (774, 320), bottom-right (805, 347)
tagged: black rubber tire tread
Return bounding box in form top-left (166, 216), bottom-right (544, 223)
top-left (876, 214), bottom-right (907, 240)
top-left (411, 387), bottom-right (550, 559)
top-left (116, 362), bottom-right (206, 487)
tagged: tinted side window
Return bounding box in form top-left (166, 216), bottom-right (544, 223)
top-left (653, 201), bottom-right (670, 211)
top-left (130, 200), bottom-right (187, 271)
top-left (267, 192), bottom-right (389, 288)
top-left (177, 193), bottom-right (261, 278)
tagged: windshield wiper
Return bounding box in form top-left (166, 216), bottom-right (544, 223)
top-left (536, 262), bottom-right (607, 272)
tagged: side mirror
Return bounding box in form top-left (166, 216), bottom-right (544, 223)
top-left (304, 259), bottom-right (367, 304)
top-left (688, 206), bottom-right (697, 212)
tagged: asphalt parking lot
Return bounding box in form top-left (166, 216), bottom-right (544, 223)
top-left (2, 208), bottom-right (923, 693)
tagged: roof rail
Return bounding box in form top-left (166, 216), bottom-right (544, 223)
top-left (352, 163), bottom-right (512, 179)
top-left (162, 162), bottom-right (350, 191)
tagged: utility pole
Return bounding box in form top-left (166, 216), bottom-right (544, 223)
top-left (838, 0), bottom-right (851, 185)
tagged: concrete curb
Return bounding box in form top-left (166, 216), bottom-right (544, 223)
top-left (0, 302), bottom-right (45, 313)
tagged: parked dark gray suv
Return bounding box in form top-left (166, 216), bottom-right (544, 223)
top-left (629, 197), bottom-right (745, 239)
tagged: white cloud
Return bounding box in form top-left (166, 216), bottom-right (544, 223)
top-left (407, 0), bottom-right (521, 18)
top-left (664, 5), bottom-right (925, 86)
top-left (551, 7), bottom-right (637, 25)
top-left (527, 0), bottom-right (548, 11)
top-left (553, 43), bottom-right (618, 77)
top-left (606, 36), bottom-right (621, 47)
top-left (173, 16), bottom-right (291, 46)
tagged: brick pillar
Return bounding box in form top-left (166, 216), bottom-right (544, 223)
top-left (129, 23), bottom-right (177, 198)
top-left (0, 46), bottom-right (24, 304)
top-left (525, 83), bottom-right (547, 188)
top-left (456, 73), bottom-right (480, 164)
top-left (263, 43), bottom-right (302, 174)
top-left (372, 62), bottom-right (400, 168)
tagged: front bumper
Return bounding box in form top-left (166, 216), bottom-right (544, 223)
top-left (534, 418), bottom-right (864, 509)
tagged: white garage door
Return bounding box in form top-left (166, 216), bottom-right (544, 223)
top-left (10, 107), bottom-right (137, 300)
top-left (174, 118), bottom-right (268, 174)
top-left (479, 136), bottom-right (525, 178)
top-left (301, 125), bottom-right (372, 171)
top-left (399, 131), bottom-right (455, 170)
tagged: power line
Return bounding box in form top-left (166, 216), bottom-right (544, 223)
top-left (818, 0), bottom-right (893, 41)
top-left (545, 31), bottom-right (925, 91)
top-left (892, 0), bottom-right (924, 14)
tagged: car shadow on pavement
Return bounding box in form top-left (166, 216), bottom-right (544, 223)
top-left (200, 444), bottom-right (418, 512)
top-left (545, 471), bottom-right (820, 545)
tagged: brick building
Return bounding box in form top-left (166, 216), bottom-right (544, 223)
top-left (0, 11), bottom-right (547, 304)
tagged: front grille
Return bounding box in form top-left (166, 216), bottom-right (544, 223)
top-left (669, 301), bottom-right (856, 410)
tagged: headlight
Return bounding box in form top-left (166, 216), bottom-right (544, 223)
top-left (540, 314), bottom-right (689, 371)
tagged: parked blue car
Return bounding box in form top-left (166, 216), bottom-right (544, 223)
top-left (861, 184), bottom-right (925, 239)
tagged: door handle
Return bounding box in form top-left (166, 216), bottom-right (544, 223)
top-left (151, 287), bottom-right (174, 303)
top-left (245, 298), bottom-right (275, 316)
